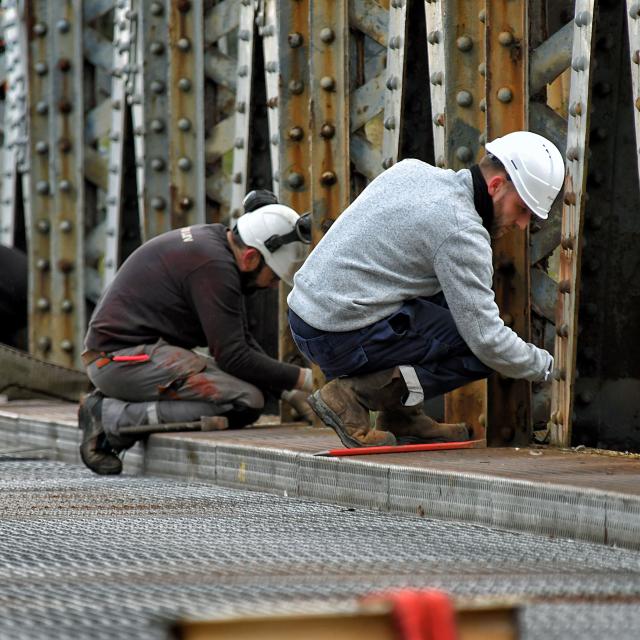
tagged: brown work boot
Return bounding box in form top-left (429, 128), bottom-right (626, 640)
top-left (78, 391), bottom-right (123, 475)
top-left (376, 405), bottom-right (470, 445)
top-left (307, 378), bottom-right (397, 448)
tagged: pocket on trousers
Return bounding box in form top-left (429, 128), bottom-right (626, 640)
top-left (321, 345), bottom-right (369, 379)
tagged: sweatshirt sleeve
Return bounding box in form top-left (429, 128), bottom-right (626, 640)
top-left (433, 226), bottom-right (552, 381)
top-left (185, 261), bottom-right (300, 391)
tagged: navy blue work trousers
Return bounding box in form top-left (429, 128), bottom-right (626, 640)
top-left (288, 294), bottom-right (492, 401)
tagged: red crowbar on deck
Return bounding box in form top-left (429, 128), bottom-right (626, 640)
top-left (313, 439), bottom-right (485, 457)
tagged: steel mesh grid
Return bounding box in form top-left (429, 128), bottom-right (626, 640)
top-left (3, 460), bottom-right (640, 639)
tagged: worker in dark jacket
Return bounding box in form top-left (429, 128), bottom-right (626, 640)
top-left (79, 191), bottom-right (313, 475)
top-left (0, 244), bottom-right (28, 350)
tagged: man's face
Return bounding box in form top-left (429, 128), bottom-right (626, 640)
top-left (253, 263), bottom-right (280, 289)
top-left (488, 176), bottom-right (534, 240)
top-left (239, 249), bottom-right (280, 293)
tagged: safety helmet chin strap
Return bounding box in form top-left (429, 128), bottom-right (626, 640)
top-left (263, 212), bottom-right (312, 253)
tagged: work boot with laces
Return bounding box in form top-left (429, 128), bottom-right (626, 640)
top-left (308, 376), bottom-right (397, 448)
top-left (78, 391), bottom-right (123, 475)
top-left (376, 405), bottom-right (470, 444)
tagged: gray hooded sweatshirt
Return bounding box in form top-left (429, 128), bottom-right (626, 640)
top-left (287, 159), bottom-right (552, 382)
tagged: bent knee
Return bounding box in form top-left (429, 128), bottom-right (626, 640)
top-left (238, 386), bottom-right (264, 410)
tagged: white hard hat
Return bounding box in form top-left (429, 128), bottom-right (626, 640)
top-left (485, 131), bottom-right (565, 219)
top-left (235, 203), bottom-right (310, 286)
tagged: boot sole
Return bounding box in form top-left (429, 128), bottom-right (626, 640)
top-left (307, 392), bottom-right (365, 449)
top-left (78, 401), bottom-right (123, 475)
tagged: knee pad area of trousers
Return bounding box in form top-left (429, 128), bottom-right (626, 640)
top-left (223, 406), bottom-right (262, 429)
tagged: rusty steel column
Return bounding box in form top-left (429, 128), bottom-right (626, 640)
top-left (425, 0), bottom-right (488, 441)
top-left (484, 0), bottom-right (530, 446)
top-left (628, 1), bottom-right (640, 187)
top-left (277, 0), bottom-right (312, 420)
top-left (548, 1), bottom-right (596, 447)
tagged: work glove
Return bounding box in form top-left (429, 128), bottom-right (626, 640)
top-left (281, 389), bottom-right (315, 424)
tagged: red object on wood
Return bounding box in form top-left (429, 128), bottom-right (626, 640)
top-left (111, 354), bottom-right (151, 363)
top-left (314, 439), bottom-right (483, 457)
top-left (363, 590), bottom-right (457, 640)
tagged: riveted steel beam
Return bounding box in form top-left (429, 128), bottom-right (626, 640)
top-left (204, 0), bottom-right (240, 45)
top-left (485, 0), bottom-right (530, 447)
top-left (103, 0), bottom-right (135, 286)
top-left (425, 0), bottom-right (488, 440)
top-left (380, 0), bottom-right (407, 169)
top-left (549, 0), bottom-right (597, 448)
top-left (230, 0), bottom-right (256, 219)
top-left (628, 0), bottom-right (640, 188)
top-left (167, 0), bottom-right (206, 229)
top-left (261, 0), bottom-right (280, 198)
top-left (309, 0), bottom-right (350, 240)
top-left (530, 21), bottom-right (574, 95)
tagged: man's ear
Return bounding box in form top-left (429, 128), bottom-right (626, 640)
top-left (239, 247), bottom-right (262, 272)
top-left (486, 174), bottom-right (506, 196)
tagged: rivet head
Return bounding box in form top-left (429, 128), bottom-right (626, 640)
top-left (35, 101), bottom-right (48, 115)
top-left (267, 96), bottom-right (279, 109)
top-left (179, 197), bottom-right (193, 211)
top-left (150, 80), bottom-right (165, 94)
top-left (289, 80), bottom-right (304, 95)
top-left (456, 90), bottom-right (473, 107)
top-left (575, 11), bottom-right (591, 27)
top-left (266, 61), bottom-right (278, 73)
top-left (150, 41), bottom-right (165, 55)
top-left (430, 71), bottom-right (443, 86)
top-left (37, 336), bottom-right (51, 352)
top-left (382, 157), bottom-right (393, 169)
top-left (320, 76), bottom-right (335, 91)
top-left (320, 171), bottom-right (337, 186)
top-left (501, 313), bottom-right (514, 327)
top-left (238, 29), bottom-right (251, 42)
top-left (35, 141), bottom-right (49, 155)
top-left (559, 279), bottom-right (572, 294)
top-left (288, 32), bottom-right (303, 48)
top-left (178, 157), bottom-right (192, 171)
top-left (238, 65), bottom-right (249, 77)
top-left (57, 58), bottom-right (71, 72)
top-left (389, 35), bottom-right (402, 49)
top-left (36, 297), bottom-right (50, 311)
top-left (151, 158), bottom-right (165, 171)
top-left (234, 138), bottom-right (244, 149)
top-left (36, 219), bottom-right (50, 233)
top-left (59, 181), bottom-right (72, 193)
top-left (478, 62), bottom-right (486, 77)
top-left (629, 3), bottom-right (640, 18)
top-left (566, 146), bottom-right (580, 161)
top-left (236, 102), bottom-right (246, 114)
top-left (427, 30), bottom-right (440, 45)
top-left (59, 219), bottom-right (73, 232)
top-left (33, 22), bottom-right (47, 37)
top-left (456, 146), bottom-right (473, 163)
top-left (177, 0), bottom-right (192, 12)
top-left (320, 27), bottom-right (335, 43)
top-left (479, 98), bottom-right (487, 112)
top-left (35, 62), bottom-right (48, 76)
top-left (60, 339), bottom-right (74, 353)
top-left (150, 119), bottom-right (165, 133)
top-left (288, 126), bottom-right (304, 141)
top-left (635, 97), bottom-right (640, 112)
top-left (563, 191), bottom-right (577, 206)
top-left (320, 123), bottom-right (335, 139)
top-left (497, 87), bottom-right (513, 103)
top-left (478, 9), bottom-right (486, 23)
top-left (61, 299), bottom-right (74, 313)
top-left (561, 235), bottom-right (575, 250)
top-left (150, 1), bottom-right (163, 15)
top-left (498, 31), bottom-right (514, 46)
top-left (432, 113), bottom-right (445, 127)
top-left (36, 181), bottom-right (50, 195)
top-left (177, 37), bottom-right (191, 51)
top-left (456, 36), bottom-right (473, 52)
top-left (270, 134), bottom-right (279, 146)
top-left (178, 77), bottom-right (192, 92)
top-left (177, 118), bottom-right (191, 131)
top-left (383, 116), bottom-right (396, 130)
top-left (386, 76), bottom-right (399, 91)
top-left (151, 197), bottom-right (166, 210)
top-left (58, 99), bottom-right (73, 114)
top-left (553, 369), bottom-right (567, 382)
top-left (633, 50), bottom-right (640, 65)
top-left (568, 102), bottom-right (583, 117)
top-left (57, 20), bottom-right (70, 33)
top-left (232, 172), bottom-right (243, 184)
top-left (287, 172), bottom-right (304, 189)
top-left (36, 258), bottom-right (49, 271)
top-left (556, 324), bottom-right (570, 338)
top-left (571, 56), bottom-right (587, 72)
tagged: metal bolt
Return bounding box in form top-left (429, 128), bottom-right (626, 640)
top-left (456, 146), bottom-right (473, 163)
top-left (563, 191), bottom-right (577, 206)
top-left (35, 141), bottom-right (49, 155)
top-left (287, 172), bottom-right (304, 188)
top-left (151, 158), bottom-right (165, 171)
top-left (556, 324), bottom-right (569, 338)
top-left (633, 50), bottom-right (640, 65)
top-left (571, 56), bottom-right (587, 72)
top-left (288, 32), bottom-right (303, 48)
top-left (478, 9), bottom-right (486, 23)
top-left (37, 219), bottom-right (50, 233)
top-left (427, 31), bottom-right (440, 45)
top-left (150, 1), bottom-right (163, 15)
top-left (60, 339), bottom-right (74, 353)
top-left (36, 258), bottom-right (49, 271)
top-left (636, 97), bottom-right (640, 112)
top-left (59, 180), bottom-right (72, 193)
top-left (559, 279), bottom-right (572, 294)
top-left (267, 96), bottom-right (279, 109)
top-left (629, 3), bottom-right (640, 18)
top-left (178, 77), bottom-right (192, 92)
top-left (498, 31), bottom-right (514, 46)
top-left (456, 36), bottom-right (473, 52)
top-left (238, 30), bottom-right (251, 42)
top-left (150, 80), bottom-right (165, 94)
top-left (320, 27), bottom-right (335, 43)
top-left (567, 146), bottom-right (580, 161)
top-left (238, 65), bottom-right (249, 77)
top-left (61, 299), bottom-right (74, 313)
top-left (289, 80), bottom-right (304, 95)
top-left (575, 11), bottom-right (591, 27)
top-left (58, 58), bottom-right (72, 72)
top-left (178, 118), bottom-right (191, 131)
top-left (320, 76), bottom-right (335, 91)
top-left (178, 157), bottom-right (192, 171)
top-left (57, 19), bottom-right (70, 33)
top-left (36, 101), bottom-right (48, 115)
top-left (37, 297), bottom-right (50, 311)
top-left (435, 155), bottom-right (446, 168)
top-left (234, 138), bottom-right (244, 149)
top-left (150, 41), bottom-right (164, 55)
top-left (288, 127), bottom-right (304, 141)
top-left (553, 369), bottom-right (566, 382)
top-left (320, 123), bottom-right (335, 139)
top-left (479, 98), bottom-right (487, 112)
top-left (177, 37), bottom-right (191, 52)
top-left (568, 101), bottom-right (583, 117)
top-left (37, 336), bottom-right (51, 352)
top-left (432, 113), bottom-right (445, 127)
top-left (430, 71), bottom-right (443, 85)
top-left (151, 196), bottom-right (166, 210)
top-left (34, 22), bottom-right (47, 37)
top-left (320, 171), bottom-right (337, 186)
top-left (59, 219), bottom-right (73, 232)
top-left (36, 181), bottom-right (49, 195)
top-left (383, 116), bottom-right (396, 130)
top-left (501, 313), bottom-right (514, 327)
top-left (150, 119), bottom-right (165, 133)
top-left (177, 0), bottom-right (192, 12)
top-left (270, 134), bottom-right (279, 145)
top-left (35, 62), bottom-right (48, 76)
top-left (58, 99), bottom-right (72, 114)
top-left (389, 35), bottom-right (402, 49)
top-left (386, 76), bottom-right (399, 91)
top-left (179, 197), bottom-right (193, 211)
top-left (497, 87), bottom-right (513, 103)
top-left (478, 62), bottom-right (486, 77)
top-left (456, 90), bottom-right (473, 107)
top-left (266, 61), bottom-right (278, 73)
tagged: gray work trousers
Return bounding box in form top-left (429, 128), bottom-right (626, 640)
top-left (86, 339), bottom-right (264, 448)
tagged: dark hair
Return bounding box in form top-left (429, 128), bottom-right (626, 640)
top-left (479, 153), bottom-right (511, 181)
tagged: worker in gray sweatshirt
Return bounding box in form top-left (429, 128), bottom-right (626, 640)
top-left (287, 131), bottom-right (565, 448)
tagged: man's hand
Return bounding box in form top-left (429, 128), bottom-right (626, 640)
top-left (281, 389), bottom-right (315, 423)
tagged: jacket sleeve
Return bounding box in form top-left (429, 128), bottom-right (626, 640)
top-left (433, 226), bottom-right (552, 381)
top-left (184, 261), bottom-right (300, 391)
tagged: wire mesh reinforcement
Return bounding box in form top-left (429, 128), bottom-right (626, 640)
top-left (2, 460), bottom-right (640, 639)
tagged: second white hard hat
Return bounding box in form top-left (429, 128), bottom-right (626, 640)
top-left (485, 131), bottom-right (565, 219)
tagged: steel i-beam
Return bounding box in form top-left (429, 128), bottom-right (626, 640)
top-left (628, 1), bottom-right (640, 189)
top-left (485, 0), bottom-right (530, 446)
top-left (549, 1), bottom-right (597, 447)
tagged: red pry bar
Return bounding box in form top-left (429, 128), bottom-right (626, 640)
top-left (314, 439), bottom-right (484, 457)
